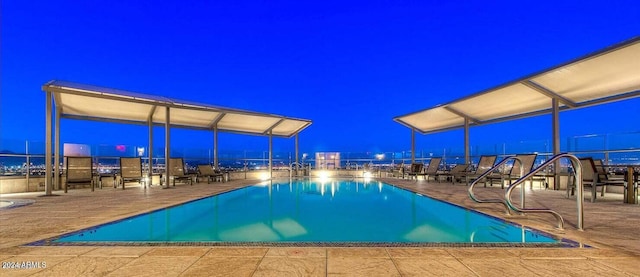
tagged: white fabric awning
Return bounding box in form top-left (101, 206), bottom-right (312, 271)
top-left (43, 80), bottom-right (312, 138)
top-left (394, 37), bottom-right (640, 134)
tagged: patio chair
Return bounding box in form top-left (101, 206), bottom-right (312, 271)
top-left (119, 157), bottom-right (146, 189)
top-left (391, 163), bottom-right (405, 178)
top-left (574, 157), bottom-right (608, 202)
top-left (486, 154), bottom-right (537, 189)
top-left (424, 157), bottom-right (443, 181)
top-left (197, 164), bottom-right (224, 184)
top-left (406, 163), bottom-right (425, 180)
top-left (436, 164), bottom-right (470, 184)
top-left (593, 159), bottom-right (626, 200)
top-left (363, 163), bottom-right (374, 176)
top-left (461, 155), bottom-right (497, 185)
top-left (65, 156), bottom-right (94, 193)
top-left (169, 158), bottom-right (193, 186)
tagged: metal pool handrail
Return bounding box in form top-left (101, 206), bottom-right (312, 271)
top-left (505, 153), bottom-right (584, 231)
top-left (468, 155), bottom-right (523, 216)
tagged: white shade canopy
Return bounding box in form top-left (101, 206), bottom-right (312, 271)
top-left (394, 37), bottom-right (640, 134)
top-left (43, 80), bottom-right (312, 138)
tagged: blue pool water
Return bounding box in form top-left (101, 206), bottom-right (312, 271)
top-left (53, 179), bottom-right (560, 244)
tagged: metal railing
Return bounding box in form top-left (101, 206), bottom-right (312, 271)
top-left (468, 153), bottom-right (584, 230)
top-left (468, 156), bottom-right (521, 215)
top-left (505, 153), bottom-right (584, 231)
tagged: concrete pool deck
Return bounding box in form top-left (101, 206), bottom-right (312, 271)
top-left (0, 177), bottom-right (638, 276)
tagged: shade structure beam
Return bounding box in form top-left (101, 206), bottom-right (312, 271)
top-left (43, 86), bottom-right (171, 107)
top-left (147, 105), bottom-right (157, 121)
top-left (521, 80), bottom-right (577, 108)
top-left (264, 118), bottom-right (286, 135)
top-left (443, 106), bottom-right (481, 124)
top-left (208, 112), bottom-right (226, 129)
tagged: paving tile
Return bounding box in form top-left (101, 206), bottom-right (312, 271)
top-left (18, 246), bottom-right (96, 256)
top-left (386, 247), bottom-right (454, 258)
top-left (327, 257), bottom-right (400, 276)
top-left (265, 247), bottom-right (326, 257)
top-left (107, 255), bottom-right (198, 277)
top-left (253, 257), bottom-right (325, 277)
top-left (581, 249), bottom-right (640, 259)
top-left (446, 248), bottom-right (515, 259)
top-left (144, 247), bottom-right (210, 257)
top-left (0, 247), bottom-right (31, 255)
top-left (520, 258), bottom-right (632, 276)
top-left (327, 247), bottom-right (388, 258)
top-left (204, 247), bottom-right (268, 257)
top-left (459, 258), bottom-right (538, 276)
top-left (28, 256), bottom-right (134, 277)
top-left (393, 257), bottom-right (476, 277)
top-left (179, 256), bottom-right (261, 277)
top-left (591, 257), bottom-right (640, 276)
top-left (506, 248), bottom-right (591, 259)
top-left (82, 246), bottom-right (153, 257)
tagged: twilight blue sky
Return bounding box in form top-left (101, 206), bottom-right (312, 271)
top-left (1, 0), bottom-right (639, 155)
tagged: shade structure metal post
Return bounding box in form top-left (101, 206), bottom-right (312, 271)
top-left (164, 107), bottom-right (171, 188)
top-left (552, 98), bottom-right (560, 190)
top-left (213, 127), bottom-right (218, 169)
top-left (55, 106), bottom-right (61, 191)
top-left (269, 130), bottom-right (273, 179)
top-left (25, 141), bottom-right (30, 191)
top-left (148, 119), bottom-right (153, 186)
top-left (53, 104), bottom-right (65, 193)
top-left (295, 134), bottom-right (299, 176)
top-left (464, 118), bottom-right (470, 165)
top-left (411, 128), bottom-right (416, 164)
top-left (45, 90), bottom-right (53, 196)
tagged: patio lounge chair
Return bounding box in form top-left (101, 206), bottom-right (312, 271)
top-left (406, 163), bottom-right (425, 180)
top-left (393, 163), bottom-right (406, 178)
top-left (593, 159), bottom-right (626, 200)
top-left (575, 157), bottom-right (609, 202)
top-left (169, 158), bottom-right (193, 186)
top-left (437, 164), bottom-right (470, 184)
top-left (424, 157), bottom-right (443, 181)
top-left (363, 163), bottom-right (374, 176)
top-left (119, 157), bottom-right (146, 189)
top-left (65, 156), bottom-right (94, 193)
top-left (197, 164), bottom-right (224, 184)
top-left (460, 155), bottom-right (497, 185)
top-left (486, 154), bottom-right (537, 189)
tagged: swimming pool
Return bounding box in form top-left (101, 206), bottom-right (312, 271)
top-left (45, 179), bottom-right (570, 246)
